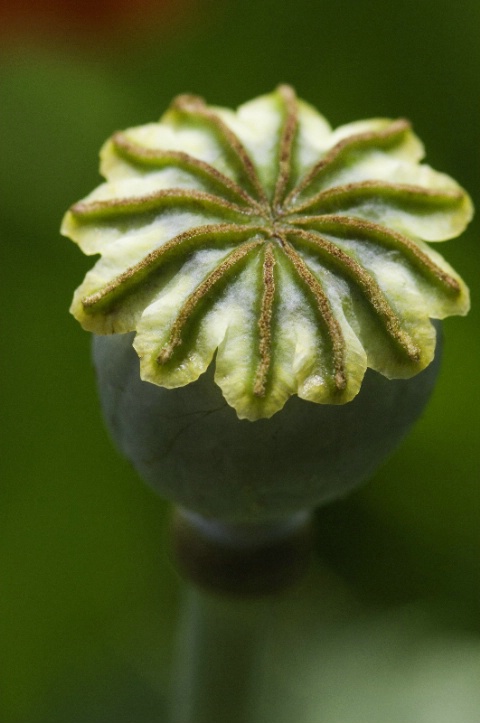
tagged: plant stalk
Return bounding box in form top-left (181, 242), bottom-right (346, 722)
top-left (168, 508), bottom-right (314, 722)
top-left (169, 585), bottom-right (272, 723)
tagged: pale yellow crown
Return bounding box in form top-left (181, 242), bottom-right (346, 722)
top-left (62, 85), bottom-right (472, 420)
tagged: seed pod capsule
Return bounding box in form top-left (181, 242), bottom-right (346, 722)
top-left (63, 86), bottom-right (471, 524)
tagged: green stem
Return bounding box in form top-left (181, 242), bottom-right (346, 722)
top-left (167, 509), bottom-right (314, 722)
top-left (169, 584), bottom-right (271, 723)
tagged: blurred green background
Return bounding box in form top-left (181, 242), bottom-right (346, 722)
top-left (1, 1), bottom-right (479, 721)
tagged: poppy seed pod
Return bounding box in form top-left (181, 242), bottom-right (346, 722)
top-left (63, 86), bottom-right (471, 523)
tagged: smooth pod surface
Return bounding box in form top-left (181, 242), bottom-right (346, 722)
top-left (93, 331), bottom-right (441, 522)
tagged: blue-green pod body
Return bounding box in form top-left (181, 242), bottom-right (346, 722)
top-left (93, 331), bottom-right (440, 522)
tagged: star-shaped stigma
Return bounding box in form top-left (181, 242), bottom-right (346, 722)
top-left (63, 85), bottom-right (471, 419)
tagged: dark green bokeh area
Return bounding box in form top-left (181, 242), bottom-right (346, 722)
top-left (1, 1), bottom-right (479, 720)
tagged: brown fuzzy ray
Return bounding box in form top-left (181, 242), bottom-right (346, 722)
top-left (70, 188), bottom-right (255, 222)
top-left (283, 119), bottom-right (412, 206)
top-left (277, 234), bottom-right (347, 391)
top-left (157, 237), bottom-right (264, 364)
top-left (111, 132), bottom-right (264, 213)
top-left (272, 85), bottom-right (299, 210)
top-left (171, 94), bottom-right (269, 206)
top-left (284, 179), bottom-right (465, 217)
top-left (290, 215), bottom-right (461, 294)
top-left (284, 226), bottom-right (421, 361)
top-left (82, 224), bottom-right (268, 313)
top-left (253, 243), bottom-right (276, 397)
